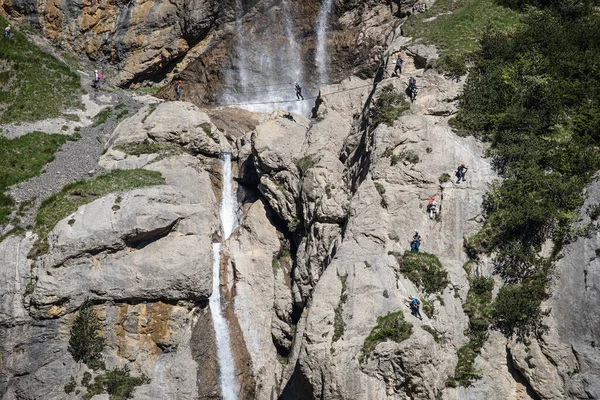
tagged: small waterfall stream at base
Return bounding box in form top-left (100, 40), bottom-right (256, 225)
top-left (209, 153), bottom-right (239, 400)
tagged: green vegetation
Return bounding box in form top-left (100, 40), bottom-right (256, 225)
top-left (0, 16), bottom-right (81, 123)
top-left (399, 251), bottom-right (449, 294)
top-left (421, 298), bottom-right (435, 318)
top-left (92, 108), bottom-right (113, 127)
top-left (272, 250), bottom-right (292, 271)
top-left (391, 150), bottom-right (420, 166)
top-left (29, 169), bottom-right (165, 258)
top-left (403, 0), bottom-right (520, 76)
top-left (456, 0), bottom-right (600, 338)
top-left (200, 122), bottom-right (212, 137)
top-left (141, 103), bottom-right (158, 124)
top-left (296, 154), bottom-right (317, 175)
top-left (370, 84), bottom-right (410, 128)
top-left (362, 311), bottom-right (412, 360)
top-left (438, 173), bottom-right (451, 183)
top-left (332, 274), bottom-right (349, 342)
top-left (68, 299), bottom-right (105, 364)
top-left (449, 276), bottom-right (494, 387)
top-left (64, 376), bottom-right (77, 394)
top-left (422, 325), bottom-right (442, 343)
top-left (0, 131), bottom-right (69, 225)
top-left (83, 366), bottom-right (149, 400)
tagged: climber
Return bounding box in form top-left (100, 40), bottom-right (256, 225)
top-left (427, 196), bottom-right (438, 219)
top-left (294, 82), bottom-right (304, 100)
top-left (408, 295), bottom-right (423, 320)
top-left (175, 79), bottom-right (182, 101)
top-left (4, 24), bottom-right (10, 39)
top-left (410, 232), bottom-right (421, 252)
top-left (92, 70), bottom-right (101, 89)
top-left (456, 162), bottom-right (468, 183)
top-left (408, 76), bottom-right (417, 102)
top-left (394, 53), bottom-right (404, 76)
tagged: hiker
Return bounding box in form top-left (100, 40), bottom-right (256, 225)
top-left (4, 24), bottom-right (10, 39)
top-left (294, 82), bottom-right (304, 100)
top-left (410, 232), bottom-right (421, 252)
top-left (408, 76), bottom-right (417, 102)
top-left (394, 53), bottom-right (404, 76)
top-left (175, 79), bottom-right (182, 100)
top-left (92, 70), bottom-right (101, 89)
top-left (408, 295), bottom-right (423, 320)
top-left (427, 196), bottom-right (438, 219)
top-left (456, 162), bottom-right (468, 183)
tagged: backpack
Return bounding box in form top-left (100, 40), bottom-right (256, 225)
top-left (295, 83), bottom-right (301, 91)
top-left (97, 72), bottom-right (102, 79)
top-left (409, 77), bottom-right (416, 86)
top-left (411, 298), bottom-right (420, 307)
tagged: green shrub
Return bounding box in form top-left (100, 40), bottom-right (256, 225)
top-left (333, 274), bottom-right (349, 342)
top-left (421, 299), bottom-right (435, 318)
top-left (83, 366), bottom-right (149, 400)
top-left (492, 278), bottom-right (548, 337)
top-left (68, 299), bottom-right (105, 364)
top-left (362, 311), bottom-right (412, 359)
top-left (391, 150), bottom-right (420, 166)
top-left (450, 275), bottom-right (494, 386)
top-left (438, 173), bottom-right (451, 183)
top-left (370, 84), bottom-right (410, 128)
top-left (399, 251), bottom-right (449, 294)
top-left (64, 376), bottom-right (76, 394)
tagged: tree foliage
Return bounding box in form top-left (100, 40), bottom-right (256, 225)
top-left (456, 0), bottom-right (600, 337)
top-left (68, 299), bottom-right (105, 364)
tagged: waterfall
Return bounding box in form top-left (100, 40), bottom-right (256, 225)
top-left (315, 0), bottom-right (334, 84)
top-left (220, 0), bottom-right (311, 115)
top-left (209, 153), bottom-right (238, 400)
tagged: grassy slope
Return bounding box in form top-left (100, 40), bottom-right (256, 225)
top-left (403, 0), bottom-right (520, 59)
top-left (0, 15), bottom-right (81, 124)
top-left (0, 132), bottom-right (69, 225)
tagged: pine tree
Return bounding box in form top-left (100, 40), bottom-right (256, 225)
top-left (68, 298), bottom-right (105, 363)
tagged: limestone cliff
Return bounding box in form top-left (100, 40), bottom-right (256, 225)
top-left (1, 1), bottom-right (600, 400)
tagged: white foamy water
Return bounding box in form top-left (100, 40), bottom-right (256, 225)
top-left (209, 153), bottom-right (239, 400)
top-left (220, 0), bottom-right (311, 115)
top-left (315, 0), bottom-right (334, 83)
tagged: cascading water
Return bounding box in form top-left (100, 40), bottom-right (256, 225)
top-left (315, 0), bottom-right (334, 84)
top-left (209, 153), bottom-right (239, 400)
top-left (220, 0), bottom-right (310, 115)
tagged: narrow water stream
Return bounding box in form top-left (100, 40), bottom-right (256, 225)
top-left (209, 153), bottom-right (239, 399)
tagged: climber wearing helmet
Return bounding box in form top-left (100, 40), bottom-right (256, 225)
top-left (427, 196), bottom-right (438, 219)
top-left (456, 162), bottom-right (468, 183)
top-left (293, 82), bottom-right (304, 100)
top-left (408, 295), bottom-right (423, 320)
top-left (394, 53), bottom-right (404, 76)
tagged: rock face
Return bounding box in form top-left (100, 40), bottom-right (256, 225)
top-left (3, 3), bottom-right (600, 400)
top-left (1, 0), bottom-right (220, 85)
